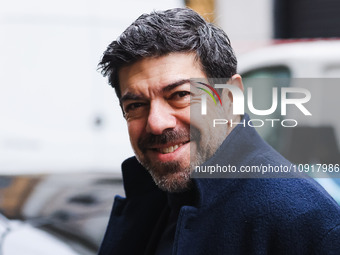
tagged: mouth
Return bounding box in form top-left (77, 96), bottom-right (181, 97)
top-left (150, 141), bottom-right (190, 154)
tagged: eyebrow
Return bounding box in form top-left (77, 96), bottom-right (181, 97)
top-left (162, 79), bottom-right (191, 92)
top-left (120, 92), bottom-right (144, 103)
top-left (120, 79), bottom-right (191, 103)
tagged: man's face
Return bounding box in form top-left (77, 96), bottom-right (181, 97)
top-left (119, 53), bottom-right (238, 192)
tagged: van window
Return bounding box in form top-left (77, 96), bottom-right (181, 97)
top-left (242, 66), bottom-right (291, 79)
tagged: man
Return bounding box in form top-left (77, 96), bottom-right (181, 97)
top-left (98, 8), bottom-right (340, 255)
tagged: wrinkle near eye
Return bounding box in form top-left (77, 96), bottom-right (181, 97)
top-left (168, 91), bottom-right (191, 100)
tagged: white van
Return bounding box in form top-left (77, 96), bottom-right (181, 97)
top-left (0, 0), bottom-right (183, 174)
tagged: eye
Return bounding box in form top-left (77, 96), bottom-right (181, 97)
top-left (125, 102), bottom-right (145, 112)
top-left (167, 91), bottom-right (191, 108)
top-left (123, 102), bottom-right (149, 119)
top-left (169, 91), bottom-right (191, 100)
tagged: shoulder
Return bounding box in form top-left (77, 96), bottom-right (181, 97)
top-left (230, 178), bottom-right (340, 217)
top-left (223, 178), bottom-right (340, 239)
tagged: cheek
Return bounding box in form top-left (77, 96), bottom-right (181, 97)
top-left (178, 107), bottom-right (190, 124)
top-left (127, 120), bottom-right (144, 147)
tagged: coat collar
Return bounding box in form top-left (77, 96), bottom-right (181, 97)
top-left (192, 114), bottom-right (258, 207)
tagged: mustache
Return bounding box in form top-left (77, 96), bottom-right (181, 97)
top-left (138, 127), bottom-right (200, 151)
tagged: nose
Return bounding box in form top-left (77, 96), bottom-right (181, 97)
top-left (145, 101), bottom-right (176, 135)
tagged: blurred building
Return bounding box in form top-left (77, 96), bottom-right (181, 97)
top-left (188, 0), bottom-right (340, 52)
top-left (0, 0), bottom-right (183, 174)
top-left (274, 0), bottom-right (340, 39)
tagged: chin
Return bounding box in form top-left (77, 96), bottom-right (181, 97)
top-left (135, 149), bottom-right (195, 192)
top-left (153, 172), bottom-right (193, 193)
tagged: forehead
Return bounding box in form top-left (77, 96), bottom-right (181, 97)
top-left (118, 52), bottom-right (205, 95)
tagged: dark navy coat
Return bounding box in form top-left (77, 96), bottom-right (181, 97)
top-left (98, 116), bottom-right (340, 254)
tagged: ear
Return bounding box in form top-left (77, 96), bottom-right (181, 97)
top-left (221, 74), bottom-right (244, 103)
top-left (227, 74), bottom-right (244, 102)
top-left (218, 74), bottom-right (243, 132)
top-left (231, 74), bottom-right (244, 91)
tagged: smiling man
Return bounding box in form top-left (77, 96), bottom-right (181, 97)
top-left (118, 53), bottom-right (241, 193)
top-left (98, 8), bottom-right (340, 255)
top-left (119, 53), bottom-right (198, 193)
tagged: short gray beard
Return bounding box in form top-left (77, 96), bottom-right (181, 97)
top-left (139, 146), bottom-right (207, 193)
top-left (142, 160), bottom-right (192, 193)
top-left (136, 126), bottom-right (227, 193)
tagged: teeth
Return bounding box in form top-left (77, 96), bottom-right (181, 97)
top-left (159, 144), bottom-right (182, 154)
